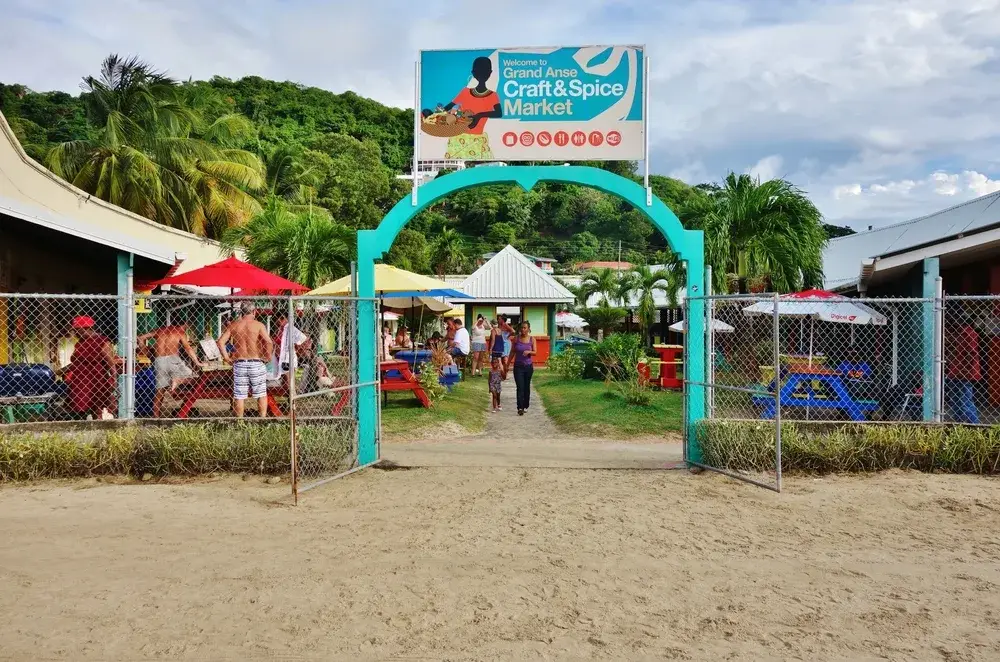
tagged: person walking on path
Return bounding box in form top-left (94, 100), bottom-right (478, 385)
top-left (508, 321), bottom-right (537, 416)
top-left (137, 323), bottom-right (203, 418)
top-left (488, 356), bottom-right (504, 413)
top-left (218, 303), bottom-right (273, 418)
top-left (491, 315), bottom-right (514, 359)
top-left (471, 315), bottom-right (490, 376)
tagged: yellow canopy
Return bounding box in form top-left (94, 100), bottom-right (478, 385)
top-left (308, 264), bottom-right (449, 296)
top-left (443, 306), bottom-right (464, 318)
top-left (381, 296), bottom-right (453, 314)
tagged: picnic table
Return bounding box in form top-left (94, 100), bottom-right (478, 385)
top-left (652, 344), bottom-right (684, 389)
top-left (175, 363), bottom-right (285, 419)
top-left (393, 349), bottom-right (433, 371)
top-left (751, 365), bottom-right (877, 421)
top-left (380, 359), bottom-right (430, 408)
top-left (0, 393), bottom-right (55, 423)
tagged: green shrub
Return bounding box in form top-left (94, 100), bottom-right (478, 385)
top-left (697, 420), bottom-right (1000, 474)
top-left (548, 348), bottom-right (585, 380)
top-left (573, 344), bottom-right (603, 380)
top-left (416, 363), bottom-right (446, 402)
top-left (0, 422), bottom-right (353, 481)
top-left (593, 333), bottom-right (645, 382)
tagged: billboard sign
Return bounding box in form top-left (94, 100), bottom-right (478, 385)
top-left (418, 46), bottom-right (644, 162)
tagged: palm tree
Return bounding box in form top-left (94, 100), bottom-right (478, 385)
top-left (564, 282), bottom-right (590, 309)
top-left (221, 196), bottom-right (354, 288)
top-left (432, 227), bottom-right (465, 276)
top-left (47, 54), bottom-right (264, 238)
top-left (581, 267), bottom-right (624, 305)
top-left (578, 303), bottom-right (626, 340)
top-left (703, 173), bottom-right (826, 294)
top-left (627, 264), bottom-right (672, 345)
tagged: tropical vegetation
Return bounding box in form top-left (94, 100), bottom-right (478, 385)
top-left (1, 53), bottom-right (851, 289)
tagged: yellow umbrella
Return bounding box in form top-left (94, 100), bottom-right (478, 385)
top-left (308, 264), bottom-right (450, 296)
top-left (381, 296), bottom-right (453, 314)
top-left (443, 306), bottom-right (464, 318)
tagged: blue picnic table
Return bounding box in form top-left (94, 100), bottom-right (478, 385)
top-left (751, 367), bottom-right (878, 421)
top-left (393, 349), bottom-right (433, 372)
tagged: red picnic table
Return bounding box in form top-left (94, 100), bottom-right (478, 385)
top-left (652, 344), bottom-right (684, 389)
top-left (380, 359), bottom-right (430, 408)
top-left (175, 363), bottom-right (353, 418)
top-left (175, 363), bottom-right (285, 418)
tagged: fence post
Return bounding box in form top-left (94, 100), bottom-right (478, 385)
top-left (933, 278), bottom-right (944, 422)
top-left (772, 292), bottom-right (782, 492)
top-left (705, 266), bottom-right (714, 419)
top-left (288, 295), bottom-right (298, 504)
top-left (921, 257), bottom-right (939, 421)
top-left (683, 239), bottom-right (706, 463)
top-left (126, 271), bottom-right (136, 419)
top-left (116, 252), bottom-right (133, 420)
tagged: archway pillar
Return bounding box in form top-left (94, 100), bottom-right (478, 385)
top-left (354, 166), bottom-right (706, 467)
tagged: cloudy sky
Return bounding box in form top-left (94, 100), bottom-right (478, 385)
top-left (3, 0), bottom-right (1000, 230)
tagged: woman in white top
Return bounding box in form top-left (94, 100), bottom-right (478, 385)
top-left (470, 315), bottom-right (490, 376)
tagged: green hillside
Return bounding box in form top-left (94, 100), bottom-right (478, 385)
top-left (0, 55), bottom-right (850, 290)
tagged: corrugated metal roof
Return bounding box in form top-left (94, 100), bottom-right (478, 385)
top-left (459, 245), bottom-right (574, 303)
top-left (822, 191), bottom-right (1000, 289)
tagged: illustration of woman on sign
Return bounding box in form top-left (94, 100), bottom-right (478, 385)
top-left (422, 56), bottom-right (502, 160)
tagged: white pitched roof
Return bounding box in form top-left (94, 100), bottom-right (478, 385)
top-left (459, 245), bottom-right (574, 304)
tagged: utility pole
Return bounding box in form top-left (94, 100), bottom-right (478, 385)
top-left (617, 240), bottom-right (622, 271)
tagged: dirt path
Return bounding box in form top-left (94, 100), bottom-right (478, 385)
top-left (2, 470), bottom-right (999, 660)
top-left (382, 381), bottom-right (683, 469)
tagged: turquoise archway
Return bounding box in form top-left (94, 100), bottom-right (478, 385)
top-left (356, 166), bottom-right (706, 464)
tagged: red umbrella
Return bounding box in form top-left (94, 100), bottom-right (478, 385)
top-left (150, 256), bottom-right (309, 294)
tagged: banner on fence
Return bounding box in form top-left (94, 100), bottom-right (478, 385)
top-left (418, 45), bottom-right (645, 161)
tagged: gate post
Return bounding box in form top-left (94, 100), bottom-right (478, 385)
top-left (356, 231), bottom-right (379, 466)
top-left (684, 235), bottom-right (706, 463)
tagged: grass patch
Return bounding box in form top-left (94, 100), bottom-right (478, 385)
top-left (0, 421), bottom-right (352, 482)
top-left (699, 420), bottom-right (1000, 474)
top-left (380, 376), bottom-right (489, 440)
top-left (534, 372), bottom-right (683, 438)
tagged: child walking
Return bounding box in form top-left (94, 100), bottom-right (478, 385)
top-left (488, 356), bottom-right (504, 413)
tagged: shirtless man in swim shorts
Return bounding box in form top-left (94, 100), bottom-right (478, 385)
top-left (137, 324), bottom-right (203, 418)
top-left (217, 303), bottom-right (273, 418)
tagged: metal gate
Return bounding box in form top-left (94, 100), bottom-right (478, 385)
top-left (684, 292), bottom-right (782, 492)
top-left (288, 295), bottom-right (381, 501)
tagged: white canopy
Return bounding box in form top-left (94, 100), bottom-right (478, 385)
top-left (669, 318), bottom-right (735, 333)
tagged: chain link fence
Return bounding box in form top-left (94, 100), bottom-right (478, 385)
top-left (942, 296), bottom-right (1000, 426)
top-left (687, 289), bottom-right (1000, 490)
top-left (0, 292), bottom-right (375, 500)
top-left (0, 294), bottom-right (126, 423)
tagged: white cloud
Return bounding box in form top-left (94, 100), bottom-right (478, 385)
top-left (820, 170), bottom-right (1000, 228)
top-left (1, 0), bottom-right (999, 230)
top-left (748, 155), bottom-right (783, 182)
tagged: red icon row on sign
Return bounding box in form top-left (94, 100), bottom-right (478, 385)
top-left (502, 130), bottom-right (622, 148)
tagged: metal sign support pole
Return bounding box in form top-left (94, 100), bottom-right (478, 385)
top-left (643, 53), bottom-right (651, 206)
top-left (412, 60), bottom-right (421, 207)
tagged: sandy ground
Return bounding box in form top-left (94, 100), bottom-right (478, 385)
top-left (1, 469), bottom-right (999, 661)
